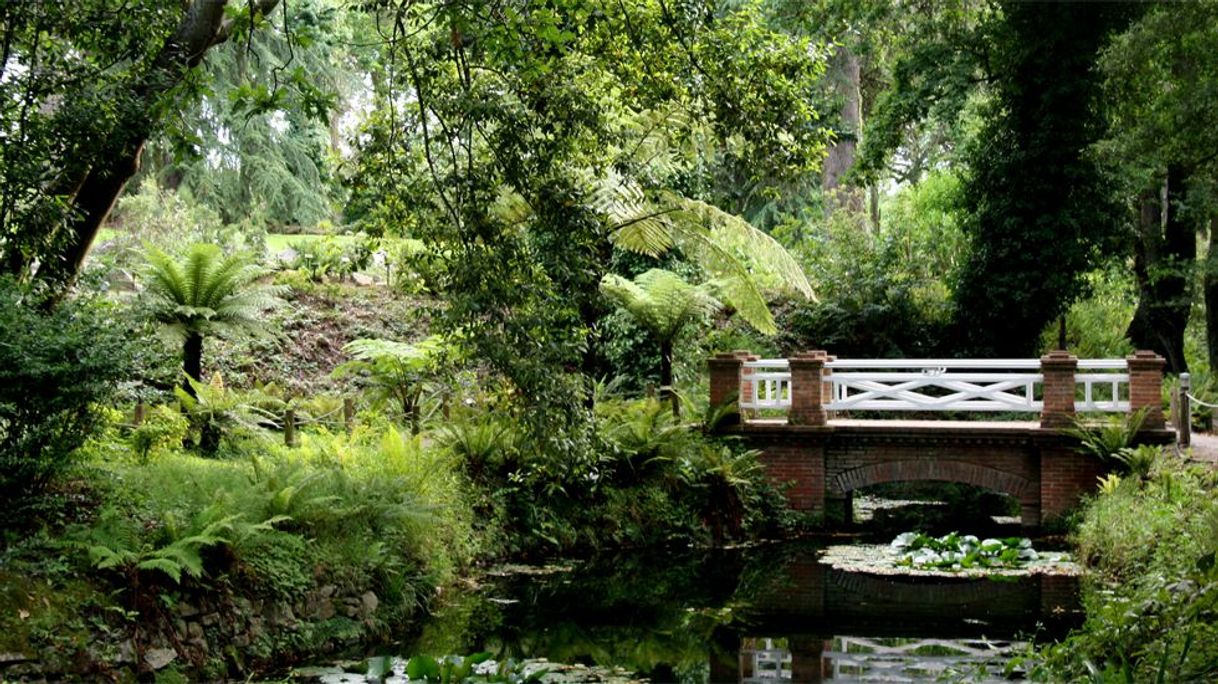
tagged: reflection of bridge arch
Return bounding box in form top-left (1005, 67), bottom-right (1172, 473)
top-left (830, 460), bottom-right (1034, 501)
top-left (826, 568), bottom-right (1028, 608)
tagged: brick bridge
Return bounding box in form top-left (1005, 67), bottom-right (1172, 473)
top-left (708, 350), bottom-right (1176, 527)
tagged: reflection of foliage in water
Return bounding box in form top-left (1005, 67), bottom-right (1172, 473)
top-left (404, 550), bottom-right (767, 682)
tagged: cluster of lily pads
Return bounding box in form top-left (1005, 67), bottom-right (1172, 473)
top-left (890, 531), bottom-right (1040, 570)
top-left (296, 653), bottom-right (643, 683)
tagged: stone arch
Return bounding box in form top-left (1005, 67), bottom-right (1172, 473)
top-left (830, 460), bottom-right (1035, 501)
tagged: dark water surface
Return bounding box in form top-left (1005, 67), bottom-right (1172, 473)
top-left (308, 540), bottom-right (1081, 683)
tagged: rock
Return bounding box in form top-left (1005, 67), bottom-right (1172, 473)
top-left (144, 648), bottom-right (177, 671)
top-left (304, 592), bottom-right (336, 621)
top-left (352, 273), bottom-right (375, 286)
top-left (188, 622), bottom-right (204, 640)
top-left (360, 591), bottom-right (379, 616)
top-left (108, 269), bottom-right (138, 293)
top-left (174, 620), bottom-right (188, 639)
top-left (265, 602), bottom-right (296, 626)
top-left (116, 640), bottom-right (136, 664)
top-left (231, 634), bottom-right (250, 649)
top-left (320, 584), bottom-right (337, 598)
top-left (201, 612), bottom-right (220, 627)
top-left (0, 652), bottom-right (33, 665)
top-left (177, 602), bottom-right (200, 618)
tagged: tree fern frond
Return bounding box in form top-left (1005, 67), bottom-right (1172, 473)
top-left (667, 193), bottom-right (815, 300)
top-left (145, 247), bottom-right (190, 305)
top-left (600, 269), bottom-right (722, 341)
top-left (183, 244), bottom-right (220, 306)
top-left (195, 255), bottom-right (256, 309)
top-left (596, 171), bottom-right (677, 257)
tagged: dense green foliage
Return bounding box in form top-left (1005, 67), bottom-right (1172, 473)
top-left (0, 281), bottom-right (135, 528)
top-left (1030, 457), bottom-right (1218, 682)
top-left (952, 2), bottom-right (1130, 356)
top-left (11, 0), bottom-right (1218, 679)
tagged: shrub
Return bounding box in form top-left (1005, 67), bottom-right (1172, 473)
top-left (0, 280), bottom-right (135, 529)
top-left (1031, 459), bottom-right (1218, 681)
top-left (128, 405), bottom-right (190, 464)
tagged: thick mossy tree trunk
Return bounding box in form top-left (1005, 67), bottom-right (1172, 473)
top-left (660, 339), bottom-right (677, 418)
top-left (823, 45), bottom-right (865, 218)
top-left (1128, 166), bottom-right (1195, 374)
top-left (183, 333), bottom-right (204, 397)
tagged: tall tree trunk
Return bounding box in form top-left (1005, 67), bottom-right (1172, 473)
top-left (823, 46), bottom-right (865, 218)
top-left (1128, 166), bottom-right (1196, 374)
top-left (660, 339), bottom-right (677, 418)
top-left (1204, 218), bottom-right (1218, 374)
top-left (34, 0), bottom-right (281, 289)
top-left (183, 332), bottom-right (204, 397)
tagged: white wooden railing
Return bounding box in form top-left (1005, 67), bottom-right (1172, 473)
top-left (738, 358), bottom-right (1130, 414)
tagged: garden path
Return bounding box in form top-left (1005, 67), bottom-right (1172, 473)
top-left (1184, 432), bottom-right (1218, 466)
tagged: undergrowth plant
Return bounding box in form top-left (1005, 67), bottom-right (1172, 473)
top-left (1030, 459), bottom-right (1218, 681)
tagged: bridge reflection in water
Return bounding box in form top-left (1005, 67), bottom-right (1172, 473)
top-left (710, 546), bottom-right (1080, 683)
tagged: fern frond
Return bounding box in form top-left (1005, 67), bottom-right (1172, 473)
top-left (600, 269), bottom-right (722, 341)
top-left (667, 194), bottom-right (815, 299)
top-left (137, 557), bottom-right (185, 583)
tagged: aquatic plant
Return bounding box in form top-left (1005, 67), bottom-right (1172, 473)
top-left (890, 531), bottom-right (1041, 570)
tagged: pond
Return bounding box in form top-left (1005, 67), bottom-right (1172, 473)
top-left (296, 538), bottom-right (1081, 683)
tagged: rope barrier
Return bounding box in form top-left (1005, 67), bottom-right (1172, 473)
top-left (1186, 392), bottom-right (1218, 410)
top-left (292, 405), bottom-right (346, 427)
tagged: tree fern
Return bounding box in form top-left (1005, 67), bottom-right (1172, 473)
top-left (599, 269), bottom-right (722, 342)
top-left (591, 107), bottom-right (816, 334)
top-left (144, 243), bottom-right (286, 389)
top-left (600, 269), bottom-right (722, 415)
top-left (333, 335), bottom-right (446, 433)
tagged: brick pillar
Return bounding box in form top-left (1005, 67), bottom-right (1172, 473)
top-left (1040, 351), bottom-right (1077, 429)
top-left (789, 636), bottom-right (827, 683)
top-left (708, 629), bottom-right (741, 684)
top-left (1128, 350), bottom-right (1166, 429)
top-left (709, 352), bottom-right (745, 429)
top-left (738, 351), bottom-right (760, 418)
top-left (789, 351), bottom-right (828, 426)
top-left (821, 354), bottom-right (837, 418)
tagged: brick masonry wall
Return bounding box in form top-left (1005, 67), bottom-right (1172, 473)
top-left (738, 423), bottom-right (1156, 527)
top-left (759, 442), bottom-right (826, 514)
top-left (1039, 444), bottom-right (1108, 520)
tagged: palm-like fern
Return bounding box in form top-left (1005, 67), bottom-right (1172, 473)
top-left (332, 335), bottom-right (445, 434)
top-left (596, 179), bottom-right (813, 335)
top-left (590, 102), bottom-right (816, 335)
top-left (143, 243), bottom-right (286, 391)
top-left (600, 269), bottom-right (722, 415)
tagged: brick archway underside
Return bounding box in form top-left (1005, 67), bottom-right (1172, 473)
top-left (830, 460), bottom-right (1035, 501)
